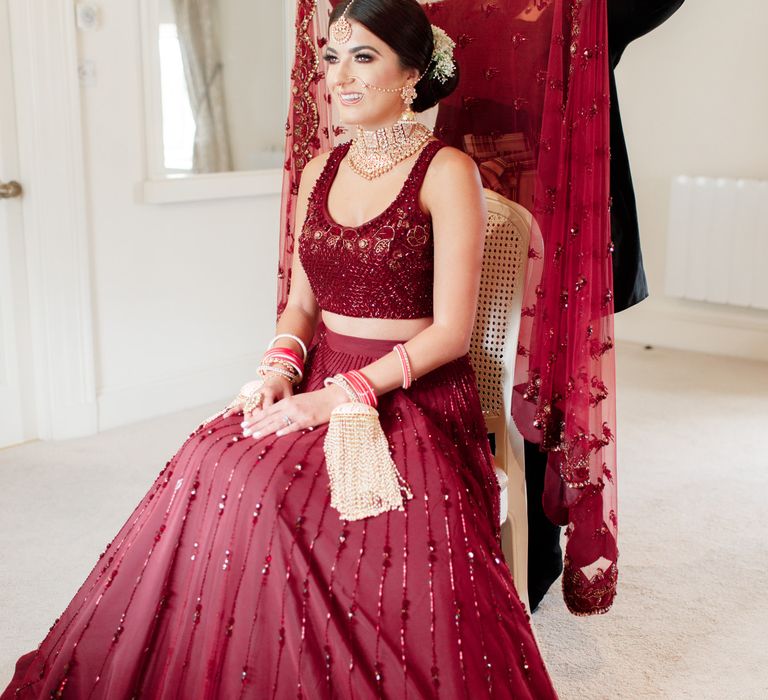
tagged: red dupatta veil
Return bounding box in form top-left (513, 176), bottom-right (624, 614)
top-left (277, 0), bottom-right (617, 617)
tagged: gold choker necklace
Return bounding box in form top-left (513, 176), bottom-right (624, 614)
top-left (348, 121), bottom-right (433, 180)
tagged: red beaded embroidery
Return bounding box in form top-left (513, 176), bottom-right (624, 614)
top-left (298, 139), bottom-right (445, 319)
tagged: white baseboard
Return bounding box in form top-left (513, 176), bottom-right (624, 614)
top-left (97, 352), bottom-right (263, 431)
top-left (614, 296), bottom-right (768, 362)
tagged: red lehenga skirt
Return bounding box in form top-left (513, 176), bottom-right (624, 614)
top-left (2, 324), bottom-right (558, 700)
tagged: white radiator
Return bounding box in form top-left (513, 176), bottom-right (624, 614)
top-left (665, 176), bottom-right (768, 310)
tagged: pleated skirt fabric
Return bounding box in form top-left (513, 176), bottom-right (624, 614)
top-left (2, 324), bottom-right (558, 700)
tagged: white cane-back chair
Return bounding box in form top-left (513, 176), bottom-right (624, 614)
top-left (469, 188), bottom-right (533, 611)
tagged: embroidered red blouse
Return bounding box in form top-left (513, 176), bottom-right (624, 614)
top-left (298, 138), bottom-right (446, 319)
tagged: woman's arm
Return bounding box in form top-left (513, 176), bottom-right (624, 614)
top-left (356, 147), bottom-right (488, 395)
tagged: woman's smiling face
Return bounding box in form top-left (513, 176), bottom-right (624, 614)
top-left (322, 19), bottom-right (420, 129)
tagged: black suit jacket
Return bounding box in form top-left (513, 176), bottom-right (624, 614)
top-left (608, 0), bottom-right (686, 312)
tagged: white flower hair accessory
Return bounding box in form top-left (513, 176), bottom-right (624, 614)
top-left (428, 25), bottom-right (456, 84)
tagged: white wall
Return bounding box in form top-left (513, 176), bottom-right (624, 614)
top-left (75, 1), bottom-right (281, 429)
top-left (612, 0), bottom-right (768, 359)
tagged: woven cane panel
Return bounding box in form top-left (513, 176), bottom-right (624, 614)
top-left (469, 196), bottom-right (528, 417)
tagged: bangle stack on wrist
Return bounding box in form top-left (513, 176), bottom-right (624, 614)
top-left (323, 375), bottom-right (358, 403)
top-left (259, 333), bottom-right (308, 385)
top-left (323, 370), bottom-right (378, 408)
top-left (393, 343), bottom-right (413, 389)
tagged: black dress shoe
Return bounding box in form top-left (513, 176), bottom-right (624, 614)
top-left (528, 552), bottom-right (563, 612)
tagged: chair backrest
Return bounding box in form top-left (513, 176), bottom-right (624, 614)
top-left (469, 188), bottom-right (533, 424)
top-left (469, 191), bottom-right (534, 603)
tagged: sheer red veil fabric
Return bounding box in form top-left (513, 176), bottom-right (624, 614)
top-left (277, 0), bottom-right (617, 616)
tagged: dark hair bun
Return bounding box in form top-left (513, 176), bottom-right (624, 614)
top-left (330, 0), bottom-right (460, 113)
top-left (412, 65), bottom-right (460, 113)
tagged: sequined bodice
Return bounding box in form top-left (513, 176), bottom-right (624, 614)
top-left (298, 139), bottom-right (445, 319)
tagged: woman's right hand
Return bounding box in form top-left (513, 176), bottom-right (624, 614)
top-left (222, 375), bottom-right (295, 422)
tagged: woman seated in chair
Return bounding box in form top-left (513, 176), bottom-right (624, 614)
top-left (1, 1), bottom-right (559, 698)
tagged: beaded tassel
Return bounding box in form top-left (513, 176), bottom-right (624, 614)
top-left (323, 403), bottom-right (414, 521)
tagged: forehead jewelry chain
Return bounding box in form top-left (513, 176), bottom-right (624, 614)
top-left (331, 0), bottom-right (355, 44)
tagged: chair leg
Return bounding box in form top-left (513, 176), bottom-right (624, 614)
top-left (498, 433), bottom-right (530, 614)
top-left (501, 516), bottom-right (531, 613)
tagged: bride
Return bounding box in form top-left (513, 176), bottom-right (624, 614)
top-left (2, 1), bottom-right (559, 697)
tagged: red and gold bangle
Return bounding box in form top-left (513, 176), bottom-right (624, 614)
top-left (323, 375), bottom-right (358, 403)
top-left (261, 356), bottom-right (302, 375)
top-left (393, 343), bottom-right (413, 389)
top-left (265, 361), bottom-right (303, 382)
top-left (263, 359), bottom-right (303, 382)
top-left (257, 364), bottom-right (297, 384)
top-left (343, 369), bottom-right (378, 408)
top-left (261, 347), bottom-right (304, 383)
top-left (264, 348), bottom-right (304, 365)
top-left (263, 347), bottom-right (304, 368)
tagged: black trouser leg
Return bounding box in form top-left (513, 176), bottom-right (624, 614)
top-left (524, 437), bottom-right (563, 611)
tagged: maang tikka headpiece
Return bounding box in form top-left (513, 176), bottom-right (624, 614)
top-left (330, 0), bottom-right (355, 44)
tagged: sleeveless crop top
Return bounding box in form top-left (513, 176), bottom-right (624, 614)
top-left (298, 138), bottom-right (446, 319)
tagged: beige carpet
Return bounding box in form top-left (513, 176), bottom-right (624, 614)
top-left (1, 340), bottom-right (767, 698)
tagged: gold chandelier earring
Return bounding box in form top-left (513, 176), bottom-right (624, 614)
top-left (396, 80), bottom-right (420, 136)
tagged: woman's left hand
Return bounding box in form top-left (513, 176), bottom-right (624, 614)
top-left (241, 385), bottom-right (349, 440)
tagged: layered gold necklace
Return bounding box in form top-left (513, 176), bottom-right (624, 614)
top-left (347, 120), bottom-right (433, 180)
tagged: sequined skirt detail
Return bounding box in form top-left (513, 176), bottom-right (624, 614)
top-left (2, 325), bottom-right (558, 700)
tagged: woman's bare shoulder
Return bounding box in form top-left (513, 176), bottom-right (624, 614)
top-left (422, 143), bottom-right (483, 206)
top-left (299, 150), bottom-right (333, 192)
top-left (429, 143), bottom-right (478, 172)
top-left (307, 149), bottom-right (334, 170)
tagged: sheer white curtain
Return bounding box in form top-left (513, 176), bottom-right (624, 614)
top-left (171, 0), bottom-right (233, 173)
